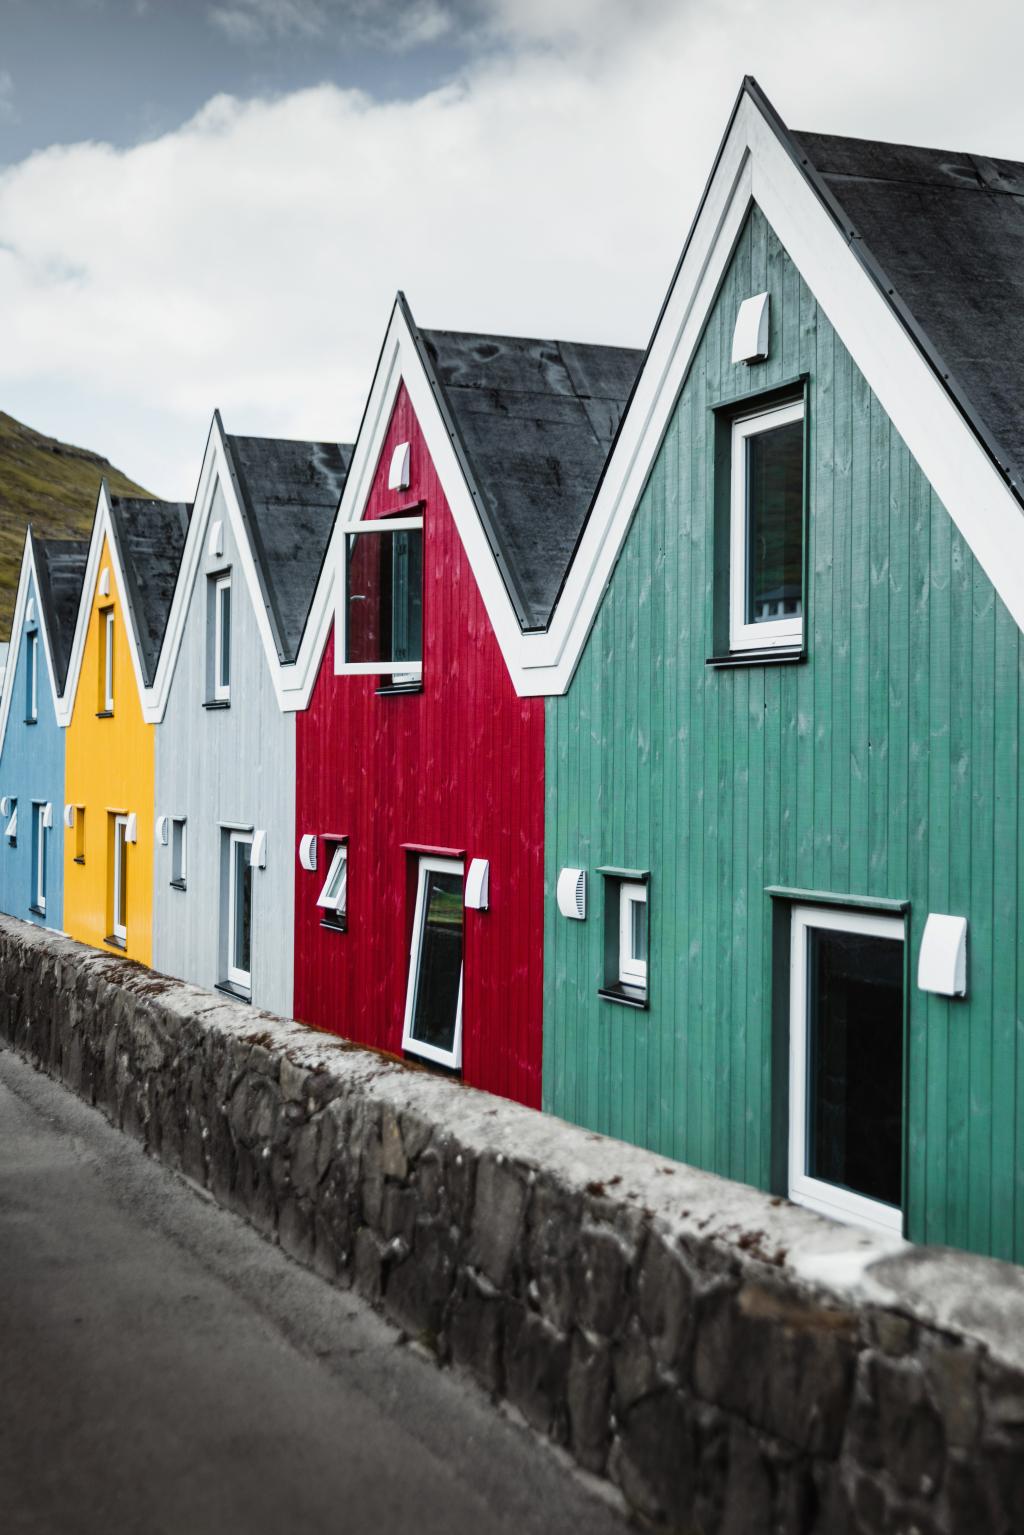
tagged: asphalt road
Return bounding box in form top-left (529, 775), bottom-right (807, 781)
top-left (0, 1047), bottom-right (631, 1535)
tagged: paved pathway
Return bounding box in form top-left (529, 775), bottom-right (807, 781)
top-left (0, 1047), bottom-right (630, 1535)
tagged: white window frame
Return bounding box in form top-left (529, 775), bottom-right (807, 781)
top-left (337, 516), bottom-right (424, 678)
top-left (26, 630), bottom-right (38, 722)
top-left (171, 816), bottom-right (187, 887)
top-left (112, 813), bottom-right (129, 942)
top-left (316, 841), bottom-right (347, 927)
top-left (729, 399), bottom-right (805, 653)
top-left (618, 880), bottom-right (648, 990)
top-left (103, 608), bottom-right (115, 711)
top-left (213, 573), bottom-right (231, 701)
top-left (401, 855), bottom-right (464, 1069)
top-left (33, 802), bottom-right (47, 914)
top-left (226, 830), bottom-right (253, 991)
top-left (788, 902), bottom-right (905, 1236)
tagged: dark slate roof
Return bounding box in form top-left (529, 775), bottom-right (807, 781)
top-left (417, 325), bottom-right (643, 631)
top-left (33, 534), bottom-right (90, 695)
top-left (790, 124), bottom-right (1024, 496)
top-left (108, 497), bottom-right (191, 686)
top-left (222, 432), bottom-right (354, 664)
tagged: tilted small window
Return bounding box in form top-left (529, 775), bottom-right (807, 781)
top-left (100, 608), bottom-right (115, 712)
top-left (31, 802), bottom-right (47, 915)
top-left (213, 573), bottom-right (231, 701)
top-left (599, 869), bottom-right (650, 1007)
top-left (402, 856), bottom-right (464, 1069)
top-left (316, 841), bottom-right (347, 930)
top-left (171, 817), bottom-right (187, 888)
top-left (111, 813), bottom-right (129, 944)
top-left (25, 630), bottom-right (38, 723)
top-left (4, 799), bottom-right (18, 843)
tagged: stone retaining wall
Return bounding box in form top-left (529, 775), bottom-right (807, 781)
top-left (2, 916), bottom-right (1022, 1532)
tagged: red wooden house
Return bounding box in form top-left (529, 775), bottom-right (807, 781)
top-left (293, 295), bottom-right (640, 1106)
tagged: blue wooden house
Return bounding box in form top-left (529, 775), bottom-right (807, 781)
top-left (0, 530), bottom-right (88, 929)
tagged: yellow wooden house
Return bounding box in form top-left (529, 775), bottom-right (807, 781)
top-left (58, 485), bottom-right (189, 965)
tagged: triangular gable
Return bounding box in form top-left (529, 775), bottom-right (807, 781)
top-left (497, 77), bottom-right (1024, 693)
top-left (146, 412), bottom-right (349, 719)
top-left (0, 531), bottom-right (67, 755)
top-left (279, 295), bottom-right (641, 707)
top-left (57, 484), bottom-right (158, 728)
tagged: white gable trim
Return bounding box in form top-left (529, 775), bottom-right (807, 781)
top-left (144, 412), bottom-right (303, 721)
top-left (56, 486), bottom-right (154, 729)
top-left (0, 533), bottom-right (65, 757)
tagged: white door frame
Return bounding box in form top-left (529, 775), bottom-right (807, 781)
top-left (788, 902), bottom-right (905, 1235)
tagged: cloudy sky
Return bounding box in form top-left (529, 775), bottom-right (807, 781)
top-left (3, 0), bottom-right (1024, 497)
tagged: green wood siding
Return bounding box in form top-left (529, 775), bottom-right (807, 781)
top-left (543, 203), bottom-right (1024, 1262)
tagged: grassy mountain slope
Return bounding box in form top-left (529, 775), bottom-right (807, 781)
top-left (0, 411), bottom-right (150, 638)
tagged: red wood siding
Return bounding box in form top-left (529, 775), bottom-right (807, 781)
top-left (295, 383), bottom-right (545, 1108)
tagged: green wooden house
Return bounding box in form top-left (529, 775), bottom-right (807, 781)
top-left (541, 80), bottom-right (1024, 1260)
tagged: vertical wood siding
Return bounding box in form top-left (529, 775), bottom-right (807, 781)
top-left (0, 569), bottom-right (67, 930)
top-left (153, 483), bottom-right (296, 1017)
top-left (295, 384), bottom-right (545, 1107)
top-left (544, 204), bottom-right (1024, 1261)
top-left (64, 535), bottom-right (155, 965)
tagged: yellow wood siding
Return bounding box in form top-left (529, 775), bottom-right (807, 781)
top-left (63, 535), bottom-right (154, 964)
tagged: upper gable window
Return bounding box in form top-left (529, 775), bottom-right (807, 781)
top-left (99, 607), bottom-right (115, 714)
top-left (207, 572), bottom-right (232, 704)
top-left (340, 516), bottom-right (423, 684)
top-left (25, 630), bottom-right (38, 723)
top-left (729, 400), bottom-right (805, 653)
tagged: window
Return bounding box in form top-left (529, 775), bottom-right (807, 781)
top-left (100, 607), bottom-right (115, 712)
top-left (74, 806), bottom-right (86, 863)
top-left (316, 840), bottom-right (347, 930)
top-left (618, 882), bottom-right (648, 991)
top-left (730, 400), bottom-right (805, 652)
top-left (25, 630), bottom-right (38, 723)
top-left (211, 573), bottom-right (231, 702)
top-left (599, 870), bottom-right (650, 1006)
top-left (4, 798), bottom-right (17, 844)
top-left (788, 904), bottom-right (905, 1234)
top-left (31, 803), bottom-right (47, 915)
top-left (171, 817), bottom-right (187, 888)
top-left (111, 814), bottom-right (128, 944)
top-left (342, 518), bottom-right (424, 682)
top-left (402, 856), bottom-right (464, 1068)
top-left (225, 830), bottom-right (253, 993)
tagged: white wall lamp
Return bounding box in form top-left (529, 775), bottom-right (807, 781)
top-left (388, 441), bottom-right (411, 491)
top-left (918, 914), bottom-right (968, 998)
top-left (63, 804), bottom-right (76, 829)
top-left (156, 815), bottom-right (170, 846)
top-left (732, 292), bottom-right (770, 365)
top-left (250, 829), bottom-right (268, 869)
top-left (298, 833), bottom-right (317, 871)
top-left (125, 812), bottom-right (138, 844)
top-left (465, 858), bottom-right (489, 910)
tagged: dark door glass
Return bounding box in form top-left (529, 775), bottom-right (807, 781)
top-left (233, 839), bottom-right (252, 976)
top-left (410, 869), bottom-right (463, 1054)
top-left (746, 419), bottom-right (804, 624)
top-left (807, 928), bottom-right (903, 1208)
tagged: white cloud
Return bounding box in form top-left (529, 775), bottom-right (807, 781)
top-left (2, 0), bottom-right (1024, 497)
top-left (207, 0), bottom-right (457, 49)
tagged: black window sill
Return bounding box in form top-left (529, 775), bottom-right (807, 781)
top-left (104, 934), bottom-right (126, 951)
top-left (402, 1048), bottom-right (461, 1078)
top-left (73, 856), bottom-right (85, 865)
top-left (705, 648), bottom-right (805, 669)
top-left (28, 904), bottom-right (45, 917)
top-left (319, 917), bottom-right (347, 933)
top-left (598, 983), bottom-right (649, 1011)
top-left (215, 980), bottom-right (251, 1004)
top-left (170, 879), bottom-right (187, 892)
top-left (96, 710), bottom-right (114, 719)
top-left (24, 718), bottom-right (37, 726)
top-left (375, 682), bottom-right (422, 697)
top-left (203, 699), bottom-right (230, 710)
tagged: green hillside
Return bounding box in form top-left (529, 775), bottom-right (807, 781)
top-left (0, 410), bottom-right (150, 638)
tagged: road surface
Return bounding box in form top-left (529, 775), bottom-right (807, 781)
top-left (0, 1046), bottom-right (630, 1535)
